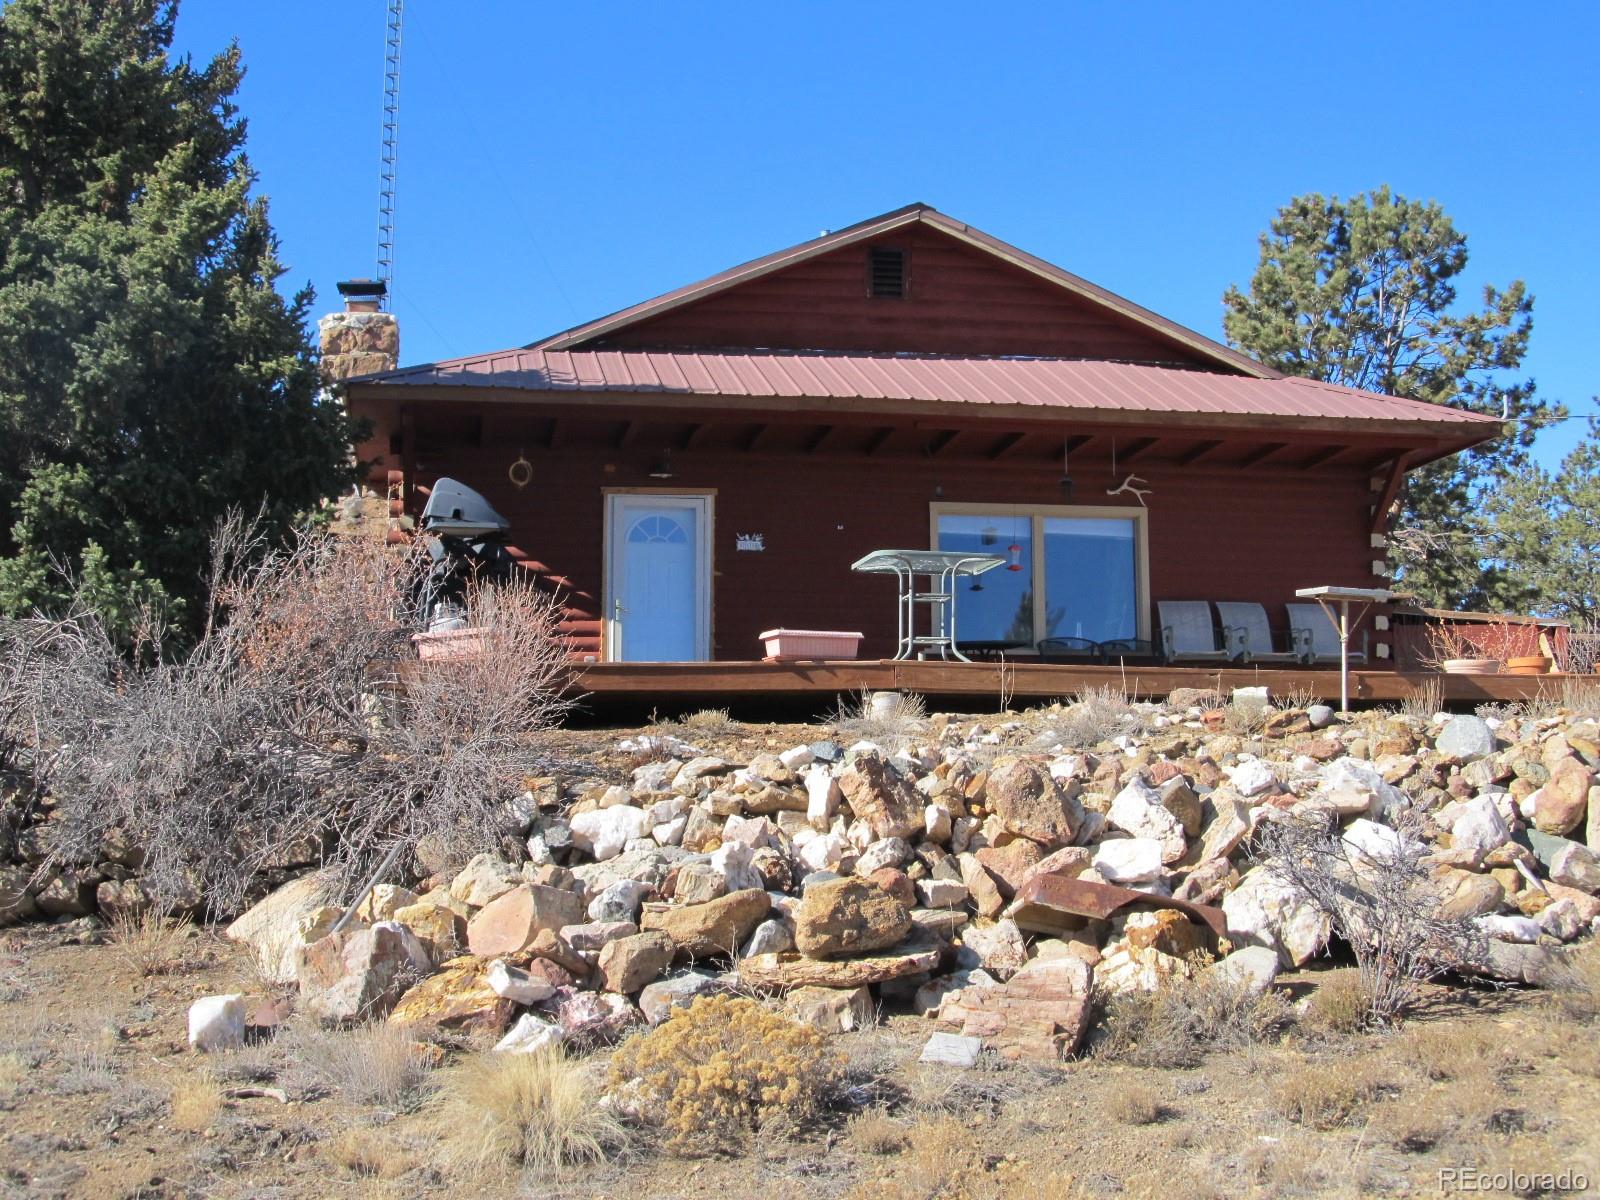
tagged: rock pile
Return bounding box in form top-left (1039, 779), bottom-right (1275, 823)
top-left (130, 698), bottom-right (1600, 1059)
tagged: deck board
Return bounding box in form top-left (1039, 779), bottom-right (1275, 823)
top-left (572, 659), bottom-right (1574, 704)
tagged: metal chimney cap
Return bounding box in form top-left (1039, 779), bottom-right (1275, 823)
top-left (336, 279), bottom-right (388, 299)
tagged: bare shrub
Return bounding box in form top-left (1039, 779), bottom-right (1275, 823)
top-left (1095, 967), bottom-right (1292, 1068)
top-left (606, 994), bottom-right (842, 1157)
top-left (279, 1020), bottom-right (436, 1110)
top-left (1560, 618), bottom-right (1600, 676)
top-left (170, 1072), bottom-right (224, 1132)
top-left (14, 518), bottom-right (574, 914)
top-left (437, 1048), bottom-right (622, 1176)
top-left (1254, 810), bottom-right (1485, 1028)
top-left (832, 690), bottom-right (927, 750)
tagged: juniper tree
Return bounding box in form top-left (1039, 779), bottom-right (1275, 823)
top-left (0, 0), bottom-right (354, 639)
top-left (1222, 187), bottom-right (1561, 610)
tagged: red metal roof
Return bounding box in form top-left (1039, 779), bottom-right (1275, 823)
top-left (352, 347), bottom-right (1501, 432)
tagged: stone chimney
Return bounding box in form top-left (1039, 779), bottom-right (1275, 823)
top-left (318, 279), bottom-right (400, 381)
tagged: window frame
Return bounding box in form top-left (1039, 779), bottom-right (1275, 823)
top-left (928, 501), bottom-right (1151, 646)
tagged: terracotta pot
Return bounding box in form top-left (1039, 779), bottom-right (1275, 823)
top-left (1504, 655), bottom-right (1553, 676)
top-left (1441, 657), bottom-right (1504, 675)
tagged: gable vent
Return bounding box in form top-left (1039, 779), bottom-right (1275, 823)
top-left (868, 247), bottom-right (907, 299)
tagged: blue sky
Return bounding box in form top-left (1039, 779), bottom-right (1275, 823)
top-left (173, 1), bottom-right (1597, 469)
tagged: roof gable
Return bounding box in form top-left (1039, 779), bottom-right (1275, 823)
top-left (528, 204), bottom-right (1276, 378)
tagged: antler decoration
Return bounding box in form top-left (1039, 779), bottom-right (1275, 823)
top-left (1106, 474), bottom-right (1152, 506)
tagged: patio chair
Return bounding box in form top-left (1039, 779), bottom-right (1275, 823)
top-left (1157, 601), bottom-right (1243, 664)
top-left (1215, 602), bottom-right (1307, 664)
top-left (1287, 603), bottom-right (1368, 665)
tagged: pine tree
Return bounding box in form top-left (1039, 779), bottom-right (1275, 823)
top-left (1222, 187), bottom-right (1562, 610)
top-left (0, 0), bottom-right (354, 637)
top-left (1483, 403), bottom-right (1600, 624)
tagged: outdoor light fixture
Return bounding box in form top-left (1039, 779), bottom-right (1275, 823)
top-left (648, 450), bottom-right (675, 479)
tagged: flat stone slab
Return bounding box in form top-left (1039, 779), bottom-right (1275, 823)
top-left (736, 934), bottom-right (942, 989)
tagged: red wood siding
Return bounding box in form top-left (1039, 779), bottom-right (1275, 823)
top-left (357, 410), bottom-right (1386, 665)
top-left (579, 226), bottom-right (1226, 367)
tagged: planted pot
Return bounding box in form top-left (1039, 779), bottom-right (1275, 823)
top-left (412, 627), bottom-right (485, 660)
top-left (1504, 655), bottom-right (1553, 676)
top-left (1441, 657), bottom-right (1504, 675)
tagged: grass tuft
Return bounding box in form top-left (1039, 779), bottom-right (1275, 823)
top-left (279, 1020), bottom-right (436, 1111)
top-left (436, 1048), bottom-right (623, 1176)
top-left (170, 1072), bottom-right (223, 1132)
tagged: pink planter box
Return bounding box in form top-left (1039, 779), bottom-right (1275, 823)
top-left (759, 628), bottom-right (864, 661)
top-left (412, 628), bottom-right (485, 660)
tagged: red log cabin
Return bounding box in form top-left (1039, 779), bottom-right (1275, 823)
top-left (343, 203), bottom-right (1500, 691)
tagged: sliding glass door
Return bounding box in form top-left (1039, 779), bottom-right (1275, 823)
top-left (933, 505), bottom-right (1147, 648)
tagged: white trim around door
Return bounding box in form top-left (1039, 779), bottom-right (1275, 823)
top-left (602, 490), bottom-right (714, 662)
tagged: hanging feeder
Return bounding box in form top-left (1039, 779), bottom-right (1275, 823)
top-left (1006, 542), bottom-right (1023, 571)
top-left (980, 525), bottom-right (998, 546)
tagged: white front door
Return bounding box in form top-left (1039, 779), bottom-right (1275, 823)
top-left (605, 494), bottom-right (711, 662)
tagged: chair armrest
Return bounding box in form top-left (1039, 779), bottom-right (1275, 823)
top-left (1221, 624), bottom-right (1249, 661)
top-left (1290, 626), bottom-right (1315, 663)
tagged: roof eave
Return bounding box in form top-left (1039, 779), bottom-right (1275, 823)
top-left (342, 379), bottom-right (1503, 448)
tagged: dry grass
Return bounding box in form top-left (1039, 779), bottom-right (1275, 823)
top-left (1272, 685), bottom-right (1318, 711)
top-left (279, 1020), bottom-right (436, 1111)
top-left (1547, 938), bottom-right (1600, 1022)
top-left (0, 1050), bottom-right (27, 1093)
top-left (169, 1072), bottom-right (223, 1132)
top-left (1272, 1058), bottom-right (1391, 1130)
top-left (681, 708), bottom-right (740, 736)
top-left (847, 1107), bottom-right (908, 1155)
top-left (322, 1128), bottom-right (417, 1179)
top-left (833, 689), bottom-right (928, 749)
top-left (1396, 1021), bottom-right (1528, 1082)
top-left (436, 1048), bottom-right (622, 1176)
top-left (1033, 685), bottom-right (1141, 750)
top-left (1109, 1082), bottom-right (1163, 1125)
top-left (109, 909), bottom-right (195, 978)
top-left (1095, 967), bottom-right (1292, 1068)
top-left (1303, 969), bottom-right (1372, 1035)
top-left (1397, 677), bottom-right (1443, 721)
top-left (1223, 699), bottom-right (1270, 736)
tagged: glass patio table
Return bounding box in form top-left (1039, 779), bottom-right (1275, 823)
top-left (851, 549), bottom-right (1007, 662)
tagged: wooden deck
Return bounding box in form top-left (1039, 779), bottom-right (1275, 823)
top-left (572, 659), bottom-right (1577, 705)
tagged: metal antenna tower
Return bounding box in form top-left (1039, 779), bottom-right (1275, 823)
top-left (376, 0), bottom-right (403, 307)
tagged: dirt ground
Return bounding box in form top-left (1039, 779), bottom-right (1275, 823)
top-left (2, 716), bottom-right (1597, 1200)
